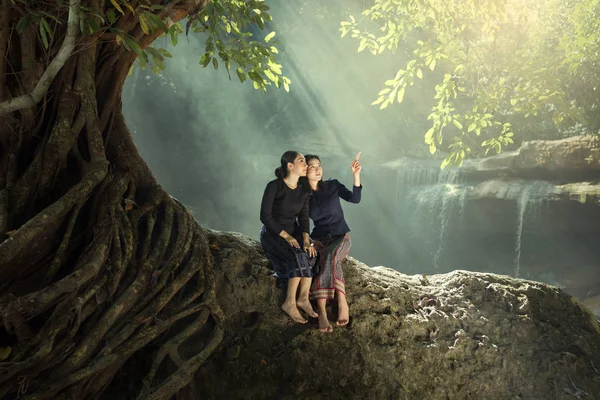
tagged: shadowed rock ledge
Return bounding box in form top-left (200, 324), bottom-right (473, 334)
top-left (193, 230), bottom-right (600, 400)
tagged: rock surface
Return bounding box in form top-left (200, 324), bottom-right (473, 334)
top-left (467, 179), bottom-right (600, 204)
top-left (461, 135), bottom-right (600, 178)
top-left (194, 230), bottom-right (600, 400)
top-left (382, 135), bottom-right (600, 203)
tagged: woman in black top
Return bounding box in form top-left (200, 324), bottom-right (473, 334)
top-left (305, 153), bottom-right (362, 332)
top-left (260, 151), bottom-right (318, 324)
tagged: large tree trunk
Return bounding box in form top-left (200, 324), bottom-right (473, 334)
top-left (0, 2), bottom-right (222, 399)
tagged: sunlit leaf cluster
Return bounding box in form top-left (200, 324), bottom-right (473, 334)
top-left (190, 0), bottom-right (290, 91)
top-left (13, 0), bottom-right (289, 91)
top-left (341, 0), bottom-right (600, 168)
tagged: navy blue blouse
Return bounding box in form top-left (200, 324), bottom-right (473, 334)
top-left (309, 179), bottom-right (362, 240)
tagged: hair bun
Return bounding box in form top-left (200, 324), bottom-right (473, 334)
top-left (274, 167), bottom-right (283, 178)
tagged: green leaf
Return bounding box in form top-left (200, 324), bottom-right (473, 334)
top-left (139, 14), bottom-right (150, 34)
top-left (146, 47), bottom-right (163, 61)
top-left (107, 9), bottom-right (117, 24)
top-left (264, 69), bottom-right (276, 81)
top-left (146, 13), bottom-right (168, 32)
top-left (88, 17), bottom-right (100, 33)
top-left (121, 0), bottom-right (134, 13)
top-left (123, 35), bottom-right (144, 59)
top-left (212, 57), bottom-right (218, 70)
top-left (416, 68), bottom-right (423, 79)
top-left (424, 127), bottom-right (435, 143)
top-left (110, 0), bottom-right (125, 15)
top-left (264, 31), bottom-right (276, 43)
top-left (39, 22), bottom-right (49, 49)
top-left (452, 119), bottom-right (463, 130)
top-left (16, 15), bottom-right (32, 35)
top-left (169, 27), bottom-right (178, 47)
top-left (158, 48), bottom-right (172, 58)
top-left (371, 97), bottom-right (384, 105)
top-left (248, 71), bottom-right (263, 83)
top-left (429, 58), bottom-right (436, 71)
top-left (200, 54), bottom-right (211, 67)
top-left (441, 157), bottom-right (451, 169)
top-left (267, 61), bottom-right (282, 75)
top-left (397, 87), bottom-right (405, 104)
top-left (236, 67), bottom-right (246, 83)
top-left (40, 18), bottom-right (53, 39)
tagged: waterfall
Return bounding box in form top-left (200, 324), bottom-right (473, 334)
top-left (392, 161), bottom-right (557, 274)
top-left (396, 165), bottom-right (468, 271)
top-left (512, 181), bottom-right (552, 278)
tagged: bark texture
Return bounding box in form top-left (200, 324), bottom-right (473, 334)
top-left (0, 1), bottom-right (221, 399)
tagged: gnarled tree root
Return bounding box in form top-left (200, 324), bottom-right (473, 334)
top-left (0, 2), bottom-right (223, 399)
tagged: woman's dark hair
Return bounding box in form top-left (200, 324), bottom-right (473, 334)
top-left (304, 154), bottom-right (324, 191)
top-left (274, 150), bottom-right (299, 179)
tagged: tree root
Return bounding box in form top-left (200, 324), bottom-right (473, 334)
top-left (22, 299), bottom-right (217, 400)
top-left (41, 204), bottom-right (80, 287)
top-left (0, 188), bottom-right (7, 241)
top-left (1, 233), bottom-right (110, 324)
top-left (0, 160), bottom-right (108, 278)
top-left (0, 3), bottom-right (226, 398)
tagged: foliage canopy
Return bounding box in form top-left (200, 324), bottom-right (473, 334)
top-left (11, 0), bottom-right (289, 91)
top-left (341, 0), bottom-right (600, 167)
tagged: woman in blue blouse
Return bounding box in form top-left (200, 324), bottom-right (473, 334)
top-left (305, 153), bottom-right (362, 332)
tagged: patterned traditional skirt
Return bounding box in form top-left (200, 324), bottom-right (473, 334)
top-left (260, 226), bottom-right (316, 279)
top-left (310, 234), bottom-right (352, 300)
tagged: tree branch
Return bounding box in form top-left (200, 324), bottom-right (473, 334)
top-left (0, 0), bottom-right (81, 117)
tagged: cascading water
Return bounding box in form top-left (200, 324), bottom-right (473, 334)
top-left (392, 161), bottom-right (555, 275)
top-left (510, 181), bottom-right (553, 278)
top-left (395, 165), bottom-right (468, 271)
top-left (373, 156), bottom-right (600, 300)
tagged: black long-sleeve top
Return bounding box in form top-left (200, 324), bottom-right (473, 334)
top-left (309, 179), bottom-right (362, 240)
top-left (260, 179), bottom-right (311, 237)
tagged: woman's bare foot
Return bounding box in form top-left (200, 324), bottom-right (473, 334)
top-left (318, 313), bottom-right (333, 332)
top-left (281, 302), bottom-right (307, 324)
top-left (297, 299), bottom-right (318, 318)
top-left (336, 298), bottom-right (349, 326)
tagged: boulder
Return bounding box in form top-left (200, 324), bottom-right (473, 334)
top-left (514, 135), bottom-right (600, 172)
top-left (383, 135), bottom-right (600, 181)
top-left (193, 231), bottom-right (600, 400)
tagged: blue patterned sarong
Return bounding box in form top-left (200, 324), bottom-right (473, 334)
top-left (260, 226), bottom-right (316, 279)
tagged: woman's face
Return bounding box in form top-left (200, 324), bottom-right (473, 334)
top-left (287, 153), bottom-right (307, 177)
top-left (306, 158), bottom-right (322, 182)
